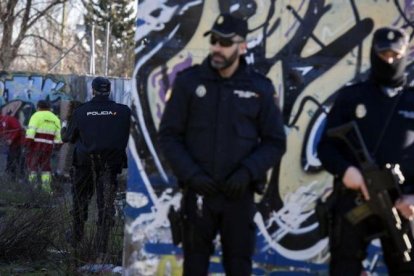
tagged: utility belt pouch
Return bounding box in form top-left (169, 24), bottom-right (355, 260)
top-left (315, 190), bottom-right (336, 238)
top-left (168, 188), bottom-right (187, 246)
top-left (168, 205), bottom-right (183, 246)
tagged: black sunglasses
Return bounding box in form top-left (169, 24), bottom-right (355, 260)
top-left (209, 35), bottom-right (243, 47)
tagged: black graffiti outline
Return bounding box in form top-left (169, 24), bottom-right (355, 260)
top-left (131, 0), bottom-right (414, 266)
top-left (133, 0), bottom-right (205, 183)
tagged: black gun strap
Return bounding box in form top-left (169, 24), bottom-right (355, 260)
top-left (372, 92), bottom-right (402, 157)
top-left (345, 203), bottom-right (373, 225)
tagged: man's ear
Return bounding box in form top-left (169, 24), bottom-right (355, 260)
top-left (239, 41), bottom-right (247, 54)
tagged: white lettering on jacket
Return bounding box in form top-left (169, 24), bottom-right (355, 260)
top-left (233, 90), bottom-right (259, 98)
top-left (86, 111), bottom-right (117, 116)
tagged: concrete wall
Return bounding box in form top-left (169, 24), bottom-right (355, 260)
top-left (0, 71), bottom-right (131, 175)
top-left (125, 0), bottom-right (414, 274)
top-left (0, 71), bottom-right (131, 118)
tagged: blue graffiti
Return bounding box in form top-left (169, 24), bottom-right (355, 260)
top-left (0, 74), bottom-right (70, 105)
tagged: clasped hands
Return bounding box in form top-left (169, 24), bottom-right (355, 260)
top-left (187, 167), bottom-right (251, 199)
top-left (343, 166), bottom-right (414, 220)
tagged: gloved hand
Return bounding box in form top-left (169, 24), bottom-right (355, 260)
top-left (188, 173), bottom-right (218, 196)
top-left (223, 167), bottom-right (251, 199)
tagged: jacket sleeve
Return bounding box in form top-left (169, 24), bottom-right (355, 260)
top-left (122, 107), bottom-right (131, 149)
top-left (62, 110), bottom-right (79, 144)
top-left (53, 115), bottom-right (62, 144)
top-left (158, 75), bottom-right (203, 183)
top-left (7, 116), bottom-right (22, 144)
top-left (241, 81), bottom-right (286, 181)
top-left (317, 89), bottom-right (353, 179)
top-left (26, 113), bottom-right (38, 140)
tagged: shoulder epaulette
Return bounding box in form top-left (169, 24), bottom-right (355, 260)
top-left (176, 64), bottom-right (201, 77)
top-left (248, 67), bottom-right (272, 82)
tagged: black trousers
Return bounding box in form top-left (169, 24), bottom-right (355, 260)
top-left (182, 190), bottom-right (256, 276)
top-left (330, 195), bottom-right (414, 276)
top-left (71, 157), bottom-right (120, 254)
top-left (6, 145), bottom-right (22, 179)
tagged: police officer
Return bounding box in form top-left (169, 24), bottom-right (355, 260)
top-left (318, 27), bottom-right (414, 275)
top-left (158, 13), bottom-right (286, 276)
top-left (63, 77), bottom-right (130, 257)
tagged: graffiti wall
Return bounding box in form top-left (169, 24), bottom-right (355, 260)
top-left (0, 71), bottom-right (131, 174)
top-left (125, 0), bottom-right (414, 274)
top-left (0, 71), bottom-right (131, 121)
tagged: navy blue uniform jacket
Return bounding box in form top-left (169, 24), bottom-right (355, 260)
top-left (158, 57), bottom-right (286, 185)
top-left (63, 97), bottom-right (131, 166)
top-left (318, 80), bottom-right (414, 193)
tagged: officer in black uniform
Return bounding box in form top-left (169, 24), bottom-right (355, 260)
top-left (63, 77), bottom-right (130, 256)
top-left (158, 13), bottom-right (286, 276)
top-left (318, 27), bottom-right (414, 275)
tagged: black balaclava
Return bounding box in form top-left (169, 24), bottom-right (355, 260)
top-left (369, 27), bottom-right (408, 88)
top-left (370, 48), bottom-right (407, 88)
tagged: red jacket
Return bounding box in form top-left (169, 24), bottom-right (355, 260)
top-left (0, 115), bottom-right (24, 148)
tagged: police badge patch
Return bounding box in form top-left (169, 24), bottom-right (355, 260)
top-left (355, 104), bottom-right (367, 118)
top-left (195, 85), bottom-right (207, 98)
top-left (387, 30), bottom-right (395, 40)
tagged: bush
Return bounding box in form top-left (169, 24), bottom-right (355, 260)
top-left (0, 172), bottom-right (125, 274)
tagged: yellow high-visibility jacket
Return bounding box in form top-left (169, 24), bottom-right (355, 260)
top-left (26, 110), bottom-right (62, 146)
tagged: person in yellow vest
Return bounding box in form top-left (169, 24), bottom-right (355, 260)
top-left (25, 100), bottom-right (62, 192)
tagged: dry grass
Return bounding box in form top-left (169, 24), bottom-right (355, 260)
top-left (0, 167), bottom-right (126, 274)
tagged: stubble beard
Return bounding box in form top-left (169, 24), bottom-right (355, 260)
top-left (210, 48), bottom-right (239, 70)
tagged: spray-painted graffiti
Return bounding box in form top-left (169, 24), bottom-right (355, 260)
top-left (0, 72), bottom-right (131, 177)
top-left (125, 0), bottom-right (414, 274)
top-left (0, 72), bottom-right (70, 105)
top-left (0, 72), bottom-right (73, 127)
top-left (0, 72), bottom-right (131, 124)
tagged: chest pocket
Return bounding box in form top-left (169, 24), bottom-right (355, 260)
top-left (233, 91), bottom-right (260, 120)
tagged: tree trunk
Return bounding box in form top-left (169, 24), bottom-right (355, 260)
top-left (0, 0), bottom-right (67, 70)
top-left (0, 0), bottom-right (18, 69)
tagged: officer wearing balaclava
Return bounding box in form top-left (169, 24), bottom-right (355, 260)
top-left (318, 27), bottom-right (414, 275)
top-left (370, 27), bottom-right (409, 94)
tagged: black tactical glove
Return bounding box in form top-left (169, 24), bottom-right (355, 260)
top-left (188, 173), bottom-right (218, 196)
top-left (223, 167), bottom-right (251, 199)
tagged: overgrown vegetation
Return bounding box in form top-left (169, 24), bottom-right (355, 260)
top-left (0, 169), bottom-right (126, 274)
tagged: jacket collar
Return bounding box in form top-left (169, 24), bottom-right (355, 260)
top-left (91, 96), bottom-right (112, 102)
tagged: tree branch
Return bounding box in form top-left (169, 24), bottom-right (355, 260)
top-left (13, 0), bottom-right (66, 51)
top-left (25, 34), bottom-right (63, 51)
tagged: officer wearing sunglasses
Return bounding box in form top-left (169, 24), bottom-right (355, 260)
top-left (159, 13), bottom-right (286, 276)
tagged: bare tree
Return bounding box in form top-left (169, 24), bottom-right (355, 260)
top-left (0, 0), bottom-right (68, 70)
top-left (30, 7), bottom-right (90, 74)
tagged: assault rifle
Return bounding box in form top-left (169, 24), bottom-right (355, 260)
top-left (327, 121), bottom-right (412, 262)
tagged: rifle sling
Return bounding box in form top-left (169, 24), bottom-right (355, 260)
top-left (372, 92), bottom-right (402, 157)
top-left (345, 203), bottom-right (373, 225)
